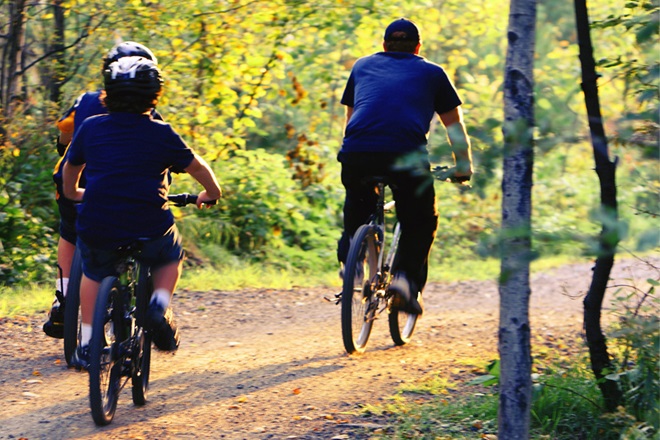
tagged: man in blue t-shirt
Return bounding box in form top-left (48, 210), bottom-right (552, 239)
top-left (338, 18), bottom-right (473, 315)
top-left (63, 56), bottom-right (221, 369)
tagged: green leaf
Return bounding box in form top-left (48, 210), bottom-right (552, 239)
top-left (468, 374), bottom-right (499, 386)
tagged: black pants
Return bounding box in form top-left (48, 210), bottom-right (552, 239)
top-left (337, 151), bottom-right (438, 294)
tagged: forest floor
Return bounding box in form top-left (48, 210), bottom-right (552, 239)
top-left (0, 257), bottom-right (657, 440)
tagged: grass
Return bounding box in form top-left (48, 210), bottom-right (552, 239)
top-left (0, 284), bottom-right (53, 317)
top-left (0, 254), bottom-right (602, 319)
top-left (347, 339), bottom-right (652, 440)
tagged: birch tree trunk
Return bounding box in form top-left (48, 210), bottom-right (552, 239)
top-left (499, 0), bottom-right (537, 438)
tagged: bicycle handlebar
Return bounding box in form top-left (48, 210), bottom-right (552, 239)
top-left (432, 166), bottom-right (471, 185)
top-left (167, 193), bottom-right (217, 207)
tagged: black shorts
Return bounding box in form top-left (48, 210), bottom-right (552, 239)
top-left (77, 225), bottom-right (184, 282)
top-left (56, 183), bottom-right (79, 244)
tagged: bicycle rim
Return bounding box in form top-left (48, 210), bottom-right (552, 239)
top-left (341, 224), bottom-right (381, 354)
top-left (63, 248), bottom-right (83, 367)
top-left (89, 277), bottom-right (123, 426)
top-left (389, 308), bottom-right (418, 346)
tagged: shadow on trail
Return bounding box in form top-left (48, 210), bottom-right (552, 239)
top-left (0, 352), bottom-right (344, 439)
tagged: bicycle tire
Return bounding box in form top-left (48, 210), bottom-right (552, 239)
top-left (89, 276), bottom-right (124, 426)
top-left (388, 306), bottom-right (419, 346)
top-left (63, 248), bottom-right (83, 367)
top-left (131, 266), bottom-right (152, 405)
top-left (341, 224), bottom-right (381, 354)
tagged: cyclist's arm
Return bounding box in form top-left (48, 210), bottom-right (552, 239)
top-left (345, 106), bottom-right (354, 123)
top-left (183, 154), bottom-right (222, 207)
top-left (59, 131), bottom-right (73, 146)
top-left (343, 106), bottom-right (354, 133)
top-left (438, 106), bottom-right (473, 178)
top-left (62, 161), bottom-right (85, 202)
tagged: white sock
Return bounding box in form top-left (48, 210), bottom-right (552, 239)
top-left (150, 288), bottom-right (171, 309)
top-left (53, 278), bottom-right (69, 306)
top-left (60, 278), bottom-right (69, 297)
top-left (80, 323), bottom-right (92, 346)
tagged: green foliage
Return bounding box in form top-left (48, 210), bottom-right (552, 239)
top-left (606, 274), bottom-right (660, 433)
top-left (467, 359), bottom-right (501, 386)
top-left (591, 0), bottom-right (660, 157)
top-left (0, 0), bottom-right (657, 288)
top-left (174, 148), bottom-right (342, 273)
top-left (0, 106), bottom-right (59, 285)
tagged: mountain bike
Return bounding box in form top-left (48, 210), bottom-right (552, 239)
top-left (340, 166), bottom-right (469, 354)
top-left (87, 193), bottom-right (200, 426)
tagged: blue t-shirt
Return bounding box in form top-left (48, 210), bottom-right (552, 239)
top-left (53, 91), bottom-right (163, 186)
top-left (340, 52), bottom-right (462, 154)
top-left (66, 113), bottom-right (195, 249)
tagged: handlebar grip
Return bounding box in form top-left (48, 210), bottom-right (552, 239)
top-left (168, 193), bottom-right (218, 207)
top-left (167, 193), bottom-right (197, 207)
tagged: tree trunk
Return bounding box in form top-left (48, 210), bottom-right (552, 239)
top-left (574, 0), bottom-right (623, 412)
top-left (499, 1), bottom-right (537, 438)
top-left (1, 0), bottom-right (27, 121)
top-left (49, 0), bottom-right (66, 103)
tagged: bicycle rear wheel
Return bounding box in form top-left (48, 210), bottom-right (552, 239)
top-left (341, 224), bottom-right (381, 354)
top-left (132, 266), bottom-right (151, 405)
top-left (63, 248), bottom-right (83, 366)
top-left (388, 305), bottom-right (419, 346)
top-left (89, 276), bottom-right (124, 426)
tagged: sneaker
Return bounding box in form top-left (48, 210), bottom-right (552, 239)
top-left (389, 273), bottom-right (423, 315)
top-left (43, 291), bottom-right (65, 339)
top-left (71, 344), bottom-right (90, 370)
top-left (147, 301), bottom-right (180, 352)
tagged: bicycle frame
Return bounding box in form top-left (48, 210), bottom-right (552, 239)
top-left (370, 181), bottom-right (400, 301)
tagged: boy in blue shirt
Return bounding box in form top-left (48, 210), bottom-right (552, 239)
top-left (62, 56), bottom-right (221, 368)
top-left (44, 41), bottom-right (160, 339)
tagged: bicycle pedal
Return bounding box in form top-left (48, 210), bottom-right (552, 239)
top-left (323, 293), bottom-right (342, 305)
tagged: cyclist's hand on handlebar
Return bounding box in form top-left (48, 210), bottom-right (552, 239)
top-left (196, 190), bottom-right (219, 209)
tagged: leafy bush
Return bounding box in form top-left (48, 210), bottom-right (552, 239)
top-left (174, 148), bottom-right (343, 273)
top-left (607, 271), bottom-right (660, 434)
top-left (0, 110), bottom-right (59, 285)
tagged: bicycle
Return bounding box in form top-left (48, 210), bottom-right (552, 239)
top-left (339, 166), bottom-right (469, 354)
top-left (86, 193), bottom-right (201, 426)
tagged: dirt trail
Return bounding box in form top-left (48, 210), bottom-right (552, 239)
top-left (0, 258), bottom-right (656, 439)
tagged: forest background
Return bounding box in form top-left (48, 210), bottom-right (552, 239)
top-left (0, 0), bottom-right (657, 289)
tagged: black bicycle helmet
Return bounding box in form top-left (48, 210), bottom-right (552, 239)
top-left (103, 41), bottom-right (158, 70)
top-left (103, 56), bottom-right (162, 96)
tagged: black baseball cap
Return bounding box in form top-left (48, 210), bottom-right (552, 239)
top-left (384, 18), bottom-right (420, 42)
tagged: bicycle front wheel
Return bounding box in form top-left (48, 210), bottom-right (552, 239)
top-left (341, 224), bottom-right (381, 354)
top-left (63, 248), bottom-right (83, 367)
top-left (89, 276), bottom-right (124, 426)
